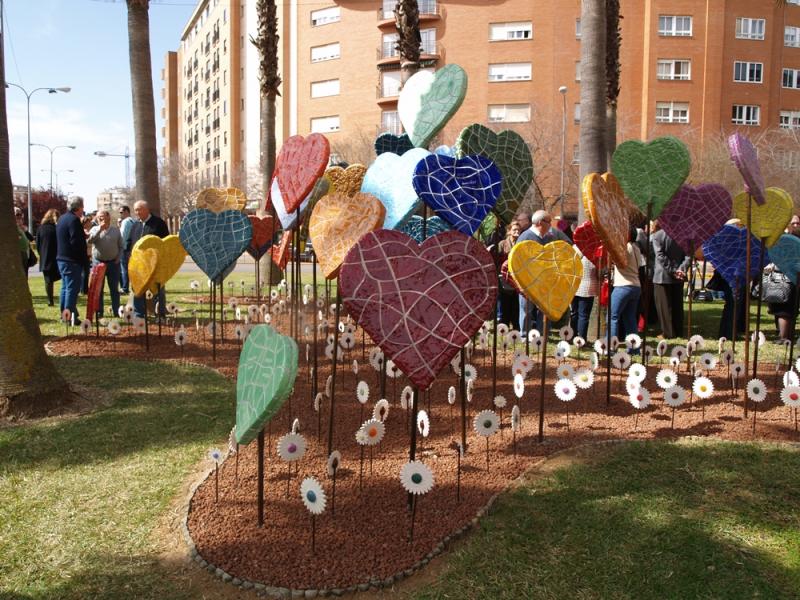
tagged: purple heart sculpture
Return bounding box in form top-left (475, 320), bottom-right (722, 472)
top-left (702, 224), bottom-right (767, 289)
top-left (412, 154), bottom-right (502, 236)
top-left (768, 234), bottom-right (800, 281)
top-left (658, 184), bottom-right (732, 255)
top-left (727, 133), bottom-right (765, 206)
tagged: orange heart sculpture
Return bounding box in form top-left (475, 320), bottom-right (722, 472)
top-left (582, 172), bottom-right (630, 268)
top-left (324, 164), bottom-right (367, 198)
top-left (128, 247), bottom-right (158, 298)
top-left (133, 234), bottom-right (186, 291)
top-left (271, 231), bottom-right (293, 270)
top-left (309, 192), bottom-right (387, 279)
top-left (196, 187), bottom-right (247, 212)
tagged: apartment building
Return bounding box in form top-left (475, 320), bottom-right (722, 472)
top-left (162, 0), bottom-right (800, 213)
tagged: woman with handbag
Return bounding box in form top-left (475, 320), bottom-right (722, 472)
top-left (764, 264), bottom-right (796, 342)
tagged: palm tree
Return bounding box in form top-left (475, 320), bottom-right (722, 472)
top-left (395, 0), bottom-right (422, 85)
top-left (605, 0), bottom-right (621, 166)
top-left (127, 0), bottom-right (161, 215)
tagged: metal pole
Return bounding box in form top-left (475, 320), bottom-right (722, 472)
top-left (26, 93), bottom-right (32, 231)
top-left (559, 89), bottom-right (567, 215)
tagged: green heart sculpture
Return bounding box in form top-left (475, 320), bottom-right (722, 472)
top-left (610, 136), bottom-right (691, 217)
top-left (398, 64), bottom-right (467, 148)
top-left (455, 124), bottom-right (533, 225)
top-left (235, 325), bottom-right (298, 445)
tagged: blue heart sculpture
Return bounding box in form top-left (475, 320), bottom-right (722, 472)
top-left (434, 145), bottom-right (456, 157)
top-left (374, 132), bottom-right (414, 156)
top-left (361, 148), bottom-right (432, 230)
top-left (768, 234), bottom-right (800, 281)
top-left (412, 154), bottom-right (502, 236)
top-left (702, 224), bottom-right (767, 289)
top-left (179, 209), bottom-right (253, 282)
top-left (399, 215), bottom-right (452, 242)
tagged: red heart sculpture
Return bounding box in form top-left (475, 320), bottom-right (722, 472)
top-left (271, 231), bottom-right (292, 270)
top-left (573, 221), bottom-right (606, 268)
top-left (247, 215), bottom-right (275, 260)
top-left (273, 134), bottom-right (330, 215)
top-left (86, 262), bottom-right (107, 321)
top-left (340, 230), bottom-right (497, 390)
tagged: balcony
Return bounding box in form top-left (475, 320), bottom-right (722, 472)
top-left (194, 158), bottom-right (199, 168)
top-left (187, 137), bottom-right (193, 147)
top-left (205, 125), bottom-right (211, 135)
top-left (378, 1), bottom-right (443, 26)
top-left (193, 82), bottom-right (198, 93)
top-left (204, 69), bottom-right (210, 81)
top-left (204, 98), bottom-right (210, 109)
top-left (193, 58), bottom-right (198, 69)
top-left (212, 118), bottom-right (220, 130)
top-left (212, 30), bottom-right (219, 44)
top-left (205, 152), bottom-right (211, 162)
top-left (376, 83), bottom-right (401, 104)
top-left (204, 42), bottom-right (210, 55)
top-left (212, 90), bottom-right (220, 102)
top-left (377, 121), bottom-right (403, 136)
top-left (213, 148), bottom-right (220, 159)
top-left (212, 60), bottom-right (219, 73)
top-left (187, 113), bottom-right (193, 124)
top-left (377, 41), bottom-right (442, 66)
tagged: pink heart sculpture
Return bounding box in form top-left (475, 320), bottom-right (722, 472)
top-left (658, 184), bottom-right (732, 255)
top-left (728, 133), bottom-right (765, 205)
top-left (339, 230), bottom-right (497, 390)
top-left (273, 134), bottom-right (330, 214)
top-left (572, 221), bottom-right (606, 268)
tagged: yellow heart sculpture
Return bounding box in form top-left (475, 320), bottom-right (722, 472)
top-left (582, 172), bottom-right (630, 268)
top-left (128, 247), bottom-right (158, 298)
top-left (324, 164), bottom-right (367, 198)
top-left (133, 234), bottom-right (186, 290)
top-left (733, 187), bottom-right (793, 247)
top-left (508, 240), bottom-right (583, 322)
top-left (195, 187), bottom-right (247, 212)
top-left (309, 192), bottom-right (386, 279)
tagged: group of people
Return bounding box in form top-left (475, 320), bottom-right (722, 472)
top-left (15, 199), bottom-right (169, 323)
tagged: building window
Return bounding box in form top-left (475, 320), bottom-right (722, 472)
top-left (734, 61), bottom-right (763, 83)
top-left (488, 62), bottom-right (532, 82)
top-left (575, 61), bottom-right (581, 82)
top-left (786, 26), bottom-right (800, 47)
top-left (381, 110), bottom-right (402, 135)
top-left (420, 28), bottom-right (436, 54)
top-left (573, 103), bottom-right (581, 123)
top-left (732, 104), bottom-right (760, 125)
top-left (575, 19), bottom-right (581, 39)
top-left (489, 21), bottom-right (532, 41)
top-left (311, 42), bottom-right (340, 62)
top-left (382, 33), bottom-right (399, 58)
top-left (381, 71), bottom-right (402, 97)
top-left (776, 150), bottom-right (800, 170)
top-left (311, 115), bottom-right (341, 133)
top-left (311, 6), bottom-right (340, 26)
top-left (780, 110), bottom-right (800, 129)
top-left (736, 18), bottom-right (765, 40)
top-left (311, 78), bottom-right (340, 98)
top-left (658, 15), bottom-right (692, 37)
top-left (655, 101), bottom-right (689, 123)
top-left (783, 68), bottom-right (800, 89)
top-left (488, 103), bottom-right (531, 123)
top-left (657, 59), bottom-right (691, 80)
top-left (572, 144), bottom-right (580, 165)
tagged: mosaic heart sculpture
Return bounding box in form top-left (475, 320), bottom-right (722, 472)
top-left (273, 133), bottom-right (330, 214)
top-left (128, 247), bottom-right (158, 298)
top-left (374, 132), bottom-right (414, 156)
top-left (658, 184), bottom-right (732, 255)
top-left (412, 154), bottom-right (502, 236)
top-left (582, 172), bottom-right (630, 268)
top-left (361, 147), bottom-right (431, 230)
top-left (339, 230), bottom-right (497, 390)
top-left (271, 175), bottom-right (329, 231)
top-left (702, 224), bottom-right (766, 289)
top-left (728, 133), bottom-right (765, 205)
top-left (236, 324), bottom-right (299, 445)
top-left (611, 136), bottom-right (691, 217)
top-left (325, 164), bottom-right (367, 197)
top-left (399, 215), bottom-right (451, 243)
top-left (179, 209), bottom-right (253, 282)
top-left (733, 187), bottom-right (793, 247)
top-left (455, 124), bottom-right (533, 225)
top-left (309, 192), bottom-right (386, 279)
top-left (398, 64), bottom-right (468, 148)
top-left (572, 221), bottom-right (605, 268)
top-left (508, 240), bottom-right (583, 322)
top-left (768, 234), bottom-right (800, 280)
top-left (246, 215), bottom-right (275, 260)
top-left (134, 234), bottom-right (186, 289)
top-left (195, 187), bottom-right (247, 212)
top-left (434, 145), bottom-right (455, 157)
top-left (271, 231), bottom-right (292, 270)
top-left (85, 262), bottom-right (107, 320)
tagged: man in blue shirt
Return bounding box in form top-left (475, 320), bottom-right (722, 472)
top-left (118, 205), bottom-right (133, 294)
top-left (56, 196), bottom-right (89, 323)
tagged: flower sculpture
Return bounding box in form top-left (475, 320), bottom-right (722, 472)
top-left (559, 325), bottom-right (574, 341)
top-left (417, 410), bottom-right (430, 438)
top-left (473, 409), bottom-right (500, 437)
top-left (625, 333), bottom-right (642, 350)
top-left (693, 376), bottom-right (714, 399)
top-left (373, 399), bottom-right (390, 422)
top-left (401, 385), bottom-right (414, 409)
top-left (554, 379), bottom-right (577, 402)
top-left (664, 385), bottom-right (686, 408)
top-left (447, 386), bottom-right (456, 405)
top-left (628, 363), bottom-right (646, 383)
top-left (629, 388), bottom-right (651, 410)
top-left (656, 368), bottom-right (677, 390)
top-left (400, 461), bottom-right (435, 495)
top-left (747, 379), bottom-right (767, 403)
top-left (511, 405), bottom-right (521, 432)
top-left (277, 433), bottom-right (307, 462)
top-left (358, 419), bottom-right (385, 445)
top-left (300, 477), bottom-right (327, 515)
top-left (493, 395), bottom-right (507, 409)
top-left (699, 353), bottom-right (717, 370)
top-left (107, 320), bottom-right (121, 336)
top-left (174, 330), bottom-right (187, 346)
top-left (573, 369), bottom-right (594, 389)
top-left (514, 373), bottom-right (525, 398)
top-left (80, 319), bottom-right (92, 335)
top-left (555, 340), bottom-right (571, 360)
top-left (356, 380), bottom-right (370, 405)
top-left (780, 386), bottom-right (800, 408)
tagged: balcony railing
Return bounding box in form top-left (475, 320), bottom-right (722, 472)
top-left (212, 90), bottom-right (220, 102)
top-left (377, 40), bottom-right (439, 60)
top-left (377, 121), bottom-right (403, 136)
top-left (204, 98), bottom-right (210, 109)
top-left (213, 148), bottom-right (220, 159)
top-left (379, 1), bottom-right (441, 20)
top-left (376, 83), bottom-right (401, 99)
top-left (205, 152), bottom-right (211, 162)
top-left (205, 125), bottom-right (211, 135)
top-left (212, 118), bottom-right (220, 130)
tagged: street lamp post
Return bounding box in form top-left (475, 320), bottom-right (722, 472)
top-left (31, 143), bottom-right (76, 191)
top-left (5, 83), bottom-right (71, 231)
top-left (558, 85), bottom-right (568, 216)
top-left (43, 168), bottom-right (74, 194)
top-left (94, 147), bottom-right (131, 189)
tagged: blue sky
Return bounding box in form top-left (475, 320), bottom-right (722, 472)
top-left (4, 0), bottom-right (195, 210)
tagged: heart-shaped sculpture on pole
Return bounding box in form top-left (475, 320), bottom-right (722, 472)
top-left (246, 215), bottom-right (275, 260)
top-left (611, 136), bottom-right (691, 217)
top-left (398, 64), bottom-right (468, 148)
top-left (270, 175), bottom-right (329, 231)
top-left (236, 324), bottom-right (299, 445)
top-left (658, 184), bottom-right (732, 255)
top-left (272, 133), bottom-right (330, 215)
top-left (179, 209), bottom-right (253, 282)
top-left (85, 262), bottom-right (107, 320)
top-left (412, 154), bottom-right (502, 236)
top-left (702, 224), bottom-right (766, 289)
top-left (196, 187), bottom-right (247, 212)
top-left (325, 164), bottom-right (367, 197)
top-left (271, 231), bottom-right (292, 270)
top-left (508, 240), bottom-right (583, 322)
top-left (399, 215), bottom-right (451, 243)
top-left (582, 172), bottom-right (630, 268)
top-left (728, 133), bottom-right (766, 205)
top-left (454, 123), bottom-right (533, 225)
top-left (128, 247), bottom-right (158, 298)
top-left (134, 234), bottom-right (187, 290)
top-left (768, 234), bottom-right (800, 280)
top-left (339, 230), bottom-right (497, 390)
top-left (308, 192), bottom-right (386, 279)
top-left (361, 147), bottom-right (432, 230)
top-left (732, 187), bottom-right (793, 247)
top-left (572, 221), bottom-right (606, 268)
top-left (374, 132), bottom-right (414, 156)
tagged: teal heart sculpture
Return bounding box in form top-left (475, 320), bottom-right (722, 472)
top-left (236, 325), bottom-right (299, 445)
top-left (375, 132), bottom-right (414, 156)
top-left (398, 64), bottom-right (468, 148)
top-left (179, 209), bottom-right (252, 282)
top-left (610, 136), bottom-right (691, 217)
top-left (361, 147), bottom-right (431, 230)
top-left (399, 215), bottom-right (451, 243)
top-left (769, 234), bottom-right (800, 281)
top-left (455, 124), bottom-right (533, 225)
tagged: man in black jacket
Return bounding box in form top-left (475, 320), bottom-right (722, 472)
top-left (56, 196), bottom-right (89, 323)
top-left (651, 225), bottom-right (690, 338)
top-left (130, 200), bottom-right (170, 318)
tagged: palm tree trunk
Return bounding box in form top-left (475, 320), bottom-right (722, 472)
top-left (127, 0), bottom-right (161, 215)
top-left (605, 0), bottom-right (621, 166)
top-left (395, 1), bottom-right (422, 85)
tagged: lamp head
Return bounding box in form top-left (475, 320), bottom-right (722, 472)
top-left (558, 86), bottom-right (568, 94)
top-left (56, 87), bottom-right (71, 93)
top-left (94, 151), bottom-right (107, 157)
top-left (67, 145), bottom-right (76, 150)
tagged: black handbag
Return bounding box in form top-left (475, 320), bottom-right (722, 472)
top-left (758, 271), bottom-right (792, 304)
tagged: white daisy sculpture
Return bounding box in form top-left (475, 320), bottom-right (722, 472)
top-left (401, 385), bottom-right (414, 409)
top-left (356, 380), bottom-right (370, 405)
top-left (555, 340), bottom-right (571, 360)
top-left (699, 353), bottom-right (717, 371)
top-left (747, 378), bottom-right (768, 433)
top-left (629, 388), bottom-right (651, 431)
top-left (277, 433), bottom-right (307, 462)
top-left (693, 376), bottom-right (714, 399)
top-left (625, 333), bottom-right (642, 350)
top-left (400, 460), bottom-right (434, 541)
top-left (573, 368), bottom-right (594, 390)
top-left (664, 385), bottom-right (686, 429)
top-left (300, 476), bottom-right (327, 551)
top-left (554, 378), bottom-right (577, 402)
top-left (628, 363), bottom-right (646, 383)
top-left (559, 325), bottom-right (574, 341)
top-left (556, 363), bottom-right (576, 381)
top-left (514, 373), bottom-right (525, 399)
top-left (783, 371), bottom-right (800, 388)
top-left (417, 410), bottom-right (431, 438)
top-left (447, 386), bottom-right (456, 405)
top-left (780, 386), bottom-right (800, 409)
top-left (656, 368), bottom-right (677, 390)
top-left (473, 409), bottom-right (500, 471)
top-left (373, 399), bottom-right (390, 422)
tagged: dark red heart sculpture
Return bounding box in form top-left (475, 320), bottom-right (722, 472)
top-left (271, 231), bottom-right (292, 270)
top-left (339, 230), bottom-right (497, 390)
top-left (85, 262), bottom-right (107, 321)
top-left (274, 134), bottom-right (330, 214)
top-left (247, 215), bottom-right (275, 260)
top-left (573, 221), bottom-right (606, 268)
